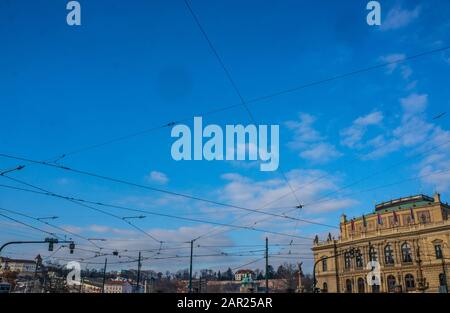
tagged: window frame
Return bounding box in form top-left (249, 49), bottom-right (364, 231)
top-left (405, 274), bottom-right (415, 291)
top-left (401, 242), bottom-right (413, 263)
top-left (384, 244), bottom-right (395, 265)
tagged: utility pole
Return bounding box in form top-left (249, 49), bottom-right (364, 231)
top-left (188, 240), bottom-right (194, 293)
top-left (102, 257), bottom-right (108, 293)
top-left (265, 237), bottom-right (269, 293)
top-left (136, 251), bottom-right (142, 293)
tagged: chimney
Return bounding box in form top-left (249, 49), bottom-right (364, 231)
top-left (434, 192), bottom-right (441, 203)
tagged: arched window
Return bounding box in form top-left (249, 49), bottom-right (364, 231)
top-left (344, 252), bottom-right (351, 269)
top-left (345, 279), bottom-right (352, 293)
top-left (355, 249), bottom-right (364, 268)
top-left (405, 274), bottom-right (415, 290)
top-left (369, 245), bottom-right (378, 261)
top-left (384, 244), bottom-right (395, 265)
top-left (357, 277), bottom-right (365, 293)
top-left (322, 282), bottom-right (328, 293)
top-left (401, 242), bottom-right (413, 263)
top-left (387, 275), bottom-right (396, 293)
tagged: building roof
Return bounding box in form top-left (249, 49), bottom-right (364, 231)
top-left (235, 269), bottom-right (254, 274)
top-left (0, 257), bottom-right (36, 264)
top-left (375, 194), bottom-right (435, 212)
top-left (105, 280), bottom-right (130, 286)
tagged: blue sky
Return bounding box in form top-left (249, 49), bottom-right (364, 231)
top-left (1, 0), bottom-right (450, 273)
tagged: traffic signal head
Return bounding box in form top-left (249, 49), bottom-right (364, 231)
top-left (69, 242), bottom-right (75, 254)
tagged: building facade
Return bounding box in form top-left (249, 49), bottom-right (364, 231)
top-left (312, 194), bottom-right (450, 293)
top-left (234, 269), bottom-right (255, 281)
top-left (0, 257), bottom-right (36, 275)
top-left (104, 280), bottom-right (133, 293)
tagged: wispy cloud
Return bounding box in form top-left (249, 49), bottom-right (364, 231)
top-left (147, 170), bottom-right (169, 185)
top-left (381, 6), bottom-right (420, 31)
top-left (285, 113), bottom-right (342, 163)
top-left (380, 53), bottom-right (412, 80)
top-left (340, 111), bottom-right (384, 148)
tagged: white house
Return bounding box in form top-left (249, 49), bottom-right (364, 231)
top-left (234, 269), bottom-right (255, 281)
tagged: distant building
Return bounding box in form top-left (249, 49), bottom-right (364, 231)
top-left (81, 280), bottom-right (102, 293)
top-left (235, 269), bottom-right (255, 281)
top-left (313, 193), bottom-right (450, 293)
top-left (104, 280), bottom-right (133, 293)
top-left (0, 257), bottom-right (36, 276)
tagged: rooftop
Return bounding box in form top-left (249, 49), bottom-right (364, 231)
top-left (0, 257), bottom-right (36, 264)
top-left (375, 194), bottom-right (436, 212)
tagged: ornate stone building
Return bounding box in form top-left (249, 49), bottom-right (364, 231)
top-left (312, 193), bottom-right (450, 293)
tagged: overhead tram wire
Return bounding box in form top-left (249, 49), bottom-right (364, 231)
top-left (1, 45), bottom-right (447, 253)
top-left (1, 45), bottom-right (446, 235)
top-left (0, 44), bottom-right (444, 170)
top-left (231, 256), bottom-right (266, 271)
top-left (191, 167), bottom-right (329, 242)
top-left (0, 182), bottom-right (314, 240)
top-left (201, 137), bottom-right (450, 240)
top-left (0, 153), bottom-right (336, 228)
top-left (0, 174), bottom-right (163, 245)
top-left (183, 0), bottom-right (302, 207)
top-left (0, 211), bottom-right (61, 240)
top-left (0, 206), bottom-right (103, 250)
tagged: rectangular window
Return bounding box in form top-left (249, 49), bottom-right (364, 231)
top-left (322, 258), bottom-right (327, 272)
top-left (344, 253), bottom-right (351, 269)
top-left (435, 245), bottom-right (443, 259)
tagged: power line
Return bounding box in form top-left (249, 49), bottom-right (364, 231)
top-left (33, 44), bottom-right (450, 162)
top-left (0, 206), bottom-right (102, 250)
top-left (0, 182), bottom-right (312, 240)
top-left (204, 137), bottom-right (450, 240)
top-left (232, 256), bottom-right (265, 271)
top-left (183, 0), bottom-right (302, 207)
top-left (0, 174), bottom-right (163, 244)
top-left (0, 153), bottom-right (334, 228)
top-left (0, 210), bottom-right (60, 240)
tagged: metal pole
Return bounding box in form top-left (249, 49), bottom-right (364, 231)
top-left (102, 258), bottom-right (108, 293)
top-left (136, 251), bottom-right (142, 293)
top-left (188, 240), bottom-right (194, 293)
top-left (265, 237), bottom-right (269, 293)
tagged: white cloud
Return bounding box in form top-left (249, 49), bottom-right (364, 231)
top-left (286, 113), bottom-right (341, 163)
top-left (345, 92), bottom-right (450, 192)
top-left (147, 170), bottom-right (169, 184)
top-left (380, 53), bottom-right (406, 73)
top-left (400, 93), bottom-right (428, 119)
top-left (340, 111), bottom-right (383, 148)
top-left (380, 53), bottom-right (412, 80)
top-left (218, 169), bottom-right (356, 217)
top-left (381, 6), bottom-right (420, 31)
top-left (299, 143), bottom-right (342, 163)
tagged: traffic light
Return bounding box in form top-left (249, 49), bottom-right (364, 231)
top-left (69, 242), bottom-right (75, 254)
top-left (45, 238), bottom-right (58, 252)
